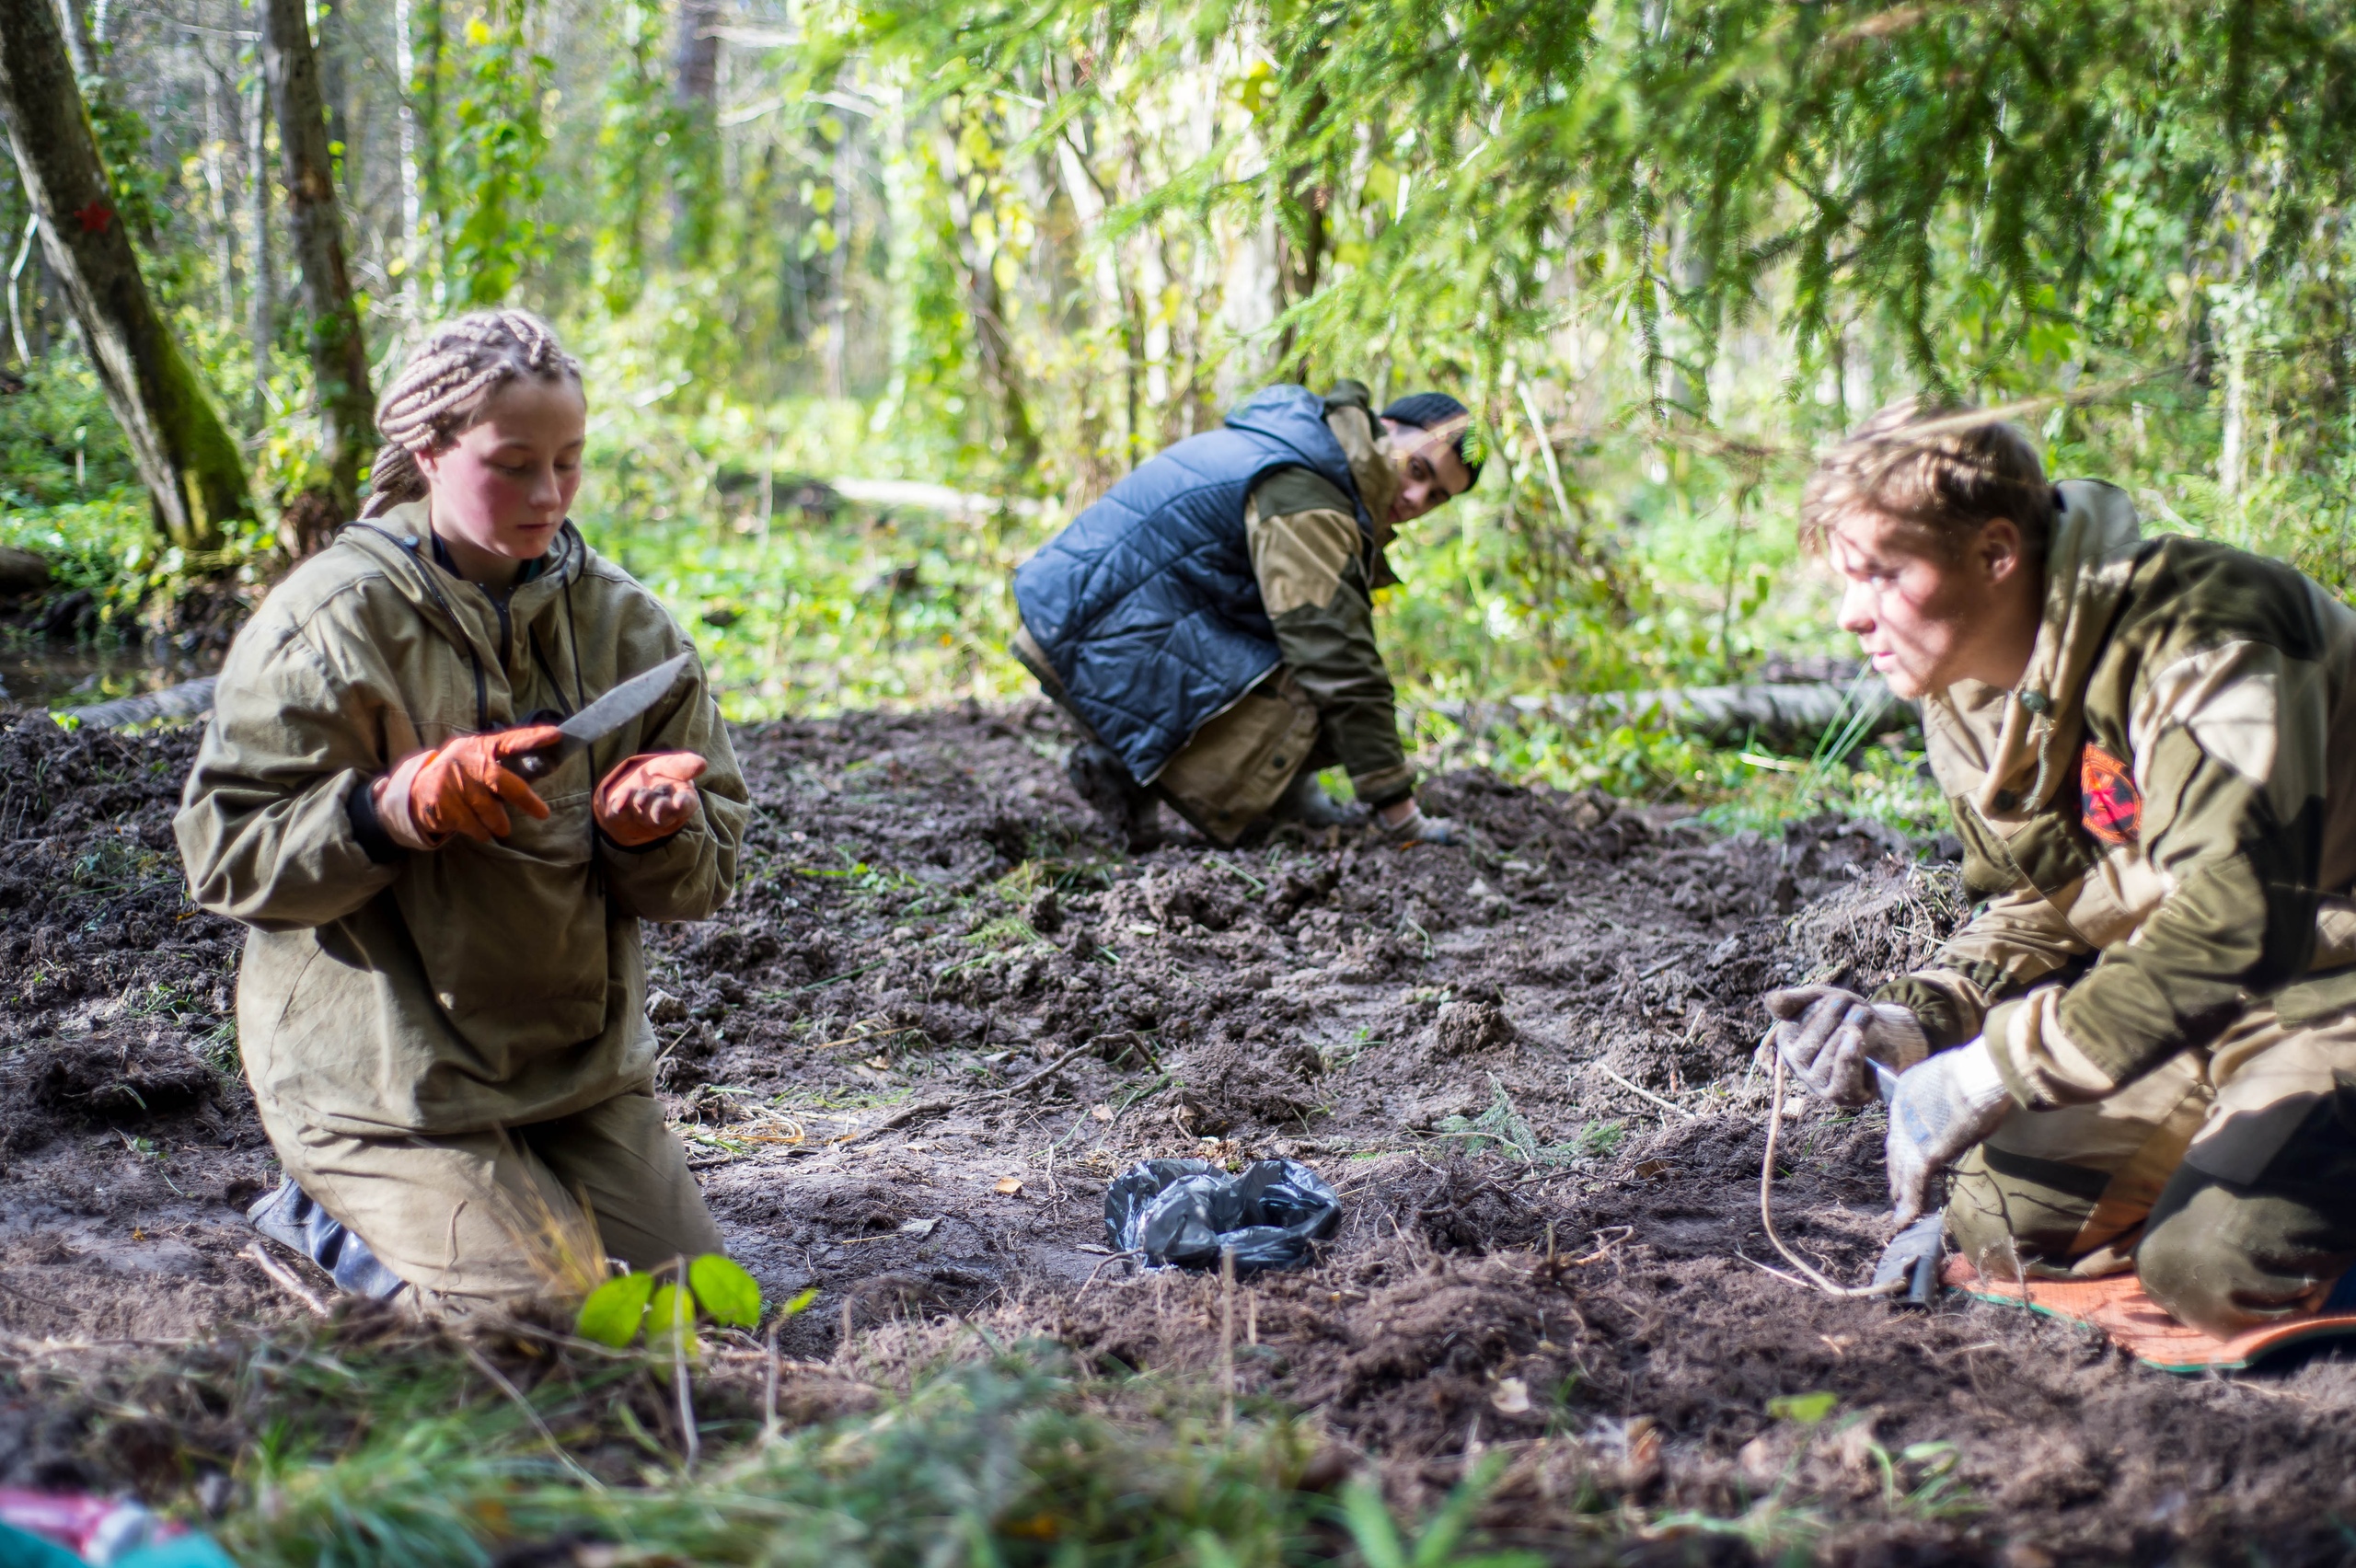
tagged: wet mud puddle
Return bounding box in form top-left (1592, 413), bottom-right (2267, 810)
top-left (0, 642), bottom-right (222, 711)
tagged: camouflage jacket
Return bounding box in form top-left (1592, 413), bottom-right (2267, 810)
top-left (1875, 481), bottom-right (2356, 1109)
top-left (1242, 382), bottom-right (1417, 808)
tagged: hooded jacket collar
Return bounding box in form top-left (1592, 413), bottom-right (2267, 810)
top-left (341, 502), bottom-right (591, 730)
top-left (1923, 479), bottom-right (2143, 823)
top-left (345, 504), bottom-right (583, 660)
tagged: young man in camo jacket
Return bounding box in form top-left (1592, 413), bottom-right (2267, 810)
top-left (1765, 399), bottom-right (2356, 1336)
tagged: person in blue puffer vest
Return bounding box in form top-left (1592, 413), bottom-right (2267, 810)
top-left (1011, 381), bottom-right (1477, 848)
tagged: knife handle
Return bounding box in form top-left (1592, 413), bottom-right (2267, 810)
top-left (506, 746), bottom-right (558, 782)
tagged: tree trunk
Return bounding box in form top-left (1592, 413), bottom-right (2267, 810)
top-left (262, 0), bottom-right (373, 540)
top-left (203, 72), bottom-right (237, 327)
top-left (245, 68), bottom-right (274, 417)
top-left (314, 0), bottom-right (351, 191)
top-left (392, 0), bottom-right (419, 321)
top-left (1440, 680), bottom-right (1917, 749)
top-left (934, 123), bottom-right (1040, 473)
top-left (414, 0), bottom-right (444, 290)
top-left (393, 0), bottom-right (444, 317)
top-left (1272, 59), bottom-right (1329, 383)
top-left (668, 0), bottom-right (720, 262)
top-left (0, 0), bottom-right (251, 550)
top-left (671, 1), bottom-right (719, 112)
top-left (6, 213), bottom-right (37, 363)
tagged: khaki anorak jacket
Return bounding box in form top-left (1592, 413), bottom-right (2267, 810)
top-left (1876, 481), bottom-right (2356, 1109)
top-left (175, 504), bottom-right (747, 1138)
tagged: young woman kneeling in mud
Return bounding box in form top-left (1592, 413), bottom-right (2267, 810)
top-left (176, 310), bottom-right (747, 1309)
top-left (1763, 400), bottom-right (2356, 1337)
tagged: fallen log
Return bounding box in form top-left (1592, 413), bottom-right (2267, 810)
top-left (1438, 679), bottom-right (1915, 748)
top-left (0, 545), bottom-right (50, 597)
top-left (55, 675), bottom-right (216, 730)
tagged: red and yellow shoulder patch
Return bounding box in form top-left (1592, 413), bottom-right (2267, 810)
top-left (2080, 743), bottom-right (2142, 847)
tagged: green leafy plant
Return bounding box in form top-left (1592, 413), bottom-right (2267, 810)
top-left (1855, 1432), bottom-right (1979, 1522)
top-left (1767, 1390), bottom-right (1839, 1425)
top-left (574, 1253), bottom-right (800, 1351)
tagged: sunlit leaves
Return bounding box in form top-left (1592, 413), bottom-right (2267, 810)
top-left (574, 1270), bottom-right (657, 1348)
top-left (572, 1253), bottom-right (768, 1349)
top-left (687, 1254), bottom-right (763, 1328)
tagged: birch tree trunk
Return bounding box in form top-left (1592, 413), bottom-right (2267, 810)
top-left (53, 0), bottom-right (98, 77)
top-left (393, 0), bottom-right (420, 324)
top-left (245, 68), bottom-right (274, 415)
top-left (262, 0), bottom-right (373, 537)
top-left (0, 0), bottom-right (251, 550)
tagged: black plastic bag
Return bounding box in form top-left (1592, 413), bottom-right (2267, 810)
top-left (1104, 1158), bottom-right (1342, 1274)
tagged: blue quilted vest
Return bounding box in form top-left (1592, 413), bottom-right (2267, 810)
top-left (1013, 386), bottom-right (1368, 782)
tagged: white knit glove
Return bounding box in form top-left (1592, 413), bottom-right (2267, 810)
top-left (1762, 986), bottom-right (1926, 1106)
top-left (1377, 803), bottom-right (1461, 847)
top-left (1887, 1039), bottom-right (2014, 1227)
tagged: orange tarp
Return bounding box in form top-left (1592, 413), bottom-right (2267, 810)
top-left (1941, 1255), bottom-right (2356, 1373)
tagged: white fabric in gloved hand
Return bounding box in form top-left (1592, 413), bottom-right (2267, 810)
top-left (1377, 803), bottom-right (1460, 846)
top-left (1762, 986), bottom-right (1927, 1106)
top-left (1886, 1038), bottom-right (2014, 1227)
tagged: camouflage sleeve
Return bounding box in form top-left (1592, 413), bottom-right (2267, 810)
top-left (1873, 884), bottom-right (2092, 1052)
top-left (1245, 478), bottom-right (1416, 808)
top-left (1984, 640), bottom-right (2327, 1109)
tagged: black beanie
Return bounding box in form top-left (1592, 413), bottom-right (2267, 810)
top-left (1380, 392), bottom-right (1481, 485)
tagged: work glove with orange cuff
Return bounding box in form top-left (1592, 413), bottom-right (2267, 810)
top-left (594, 751), bottom-right (707, 847)
top-left (374, 725), bottom-right (563, 846)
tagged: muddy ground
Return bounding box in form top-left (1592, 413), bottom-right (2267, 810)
top-left (5, 702), bottom-right (2356, 1563)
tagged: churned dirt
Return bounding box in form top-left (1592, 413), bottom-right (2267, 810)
top-left (5, 699), bottom-right (2356, 1562)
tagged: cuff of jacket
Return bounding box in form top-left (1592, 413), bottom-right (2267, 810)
top-left (1870, 967), bottom-right (1992, 1055)
top-left (375, 750), bottom-right (446, 854)
top-left (345, 773), bottom-right (406, 866)
top-left (1980, 986), bottom-right (2120, 1111)
top-left (1350, 763), bottom-right (1416, 810)
top-left (594, 794), bottom-right (705, 857)
top-left (596, 822), bottom-right (688, 855)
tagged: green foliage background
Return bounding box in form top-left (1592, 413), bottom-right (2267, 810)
top-left (8, 0), bottom-right (2356, 818)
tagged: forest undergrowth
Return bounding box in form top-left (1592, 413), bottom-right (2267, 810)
top-left (0, 344), bottom-right (1944, 833)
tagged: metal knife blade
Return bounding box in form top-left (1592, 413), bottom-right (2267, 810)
top-left (506, 650), bottom-right (694, 780)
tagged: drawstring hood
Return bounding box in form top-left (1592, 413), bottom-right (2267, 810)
top-left (343, 503), bottom-right (587, 736)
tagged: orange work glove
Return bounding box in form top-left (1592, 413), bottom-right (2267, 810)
top-left (594, 751), bottom-right (707, 847)
top-left (407, 725), bottom-right (564, 843)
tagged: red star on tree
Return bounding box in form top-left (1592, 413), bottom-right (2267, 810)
top-left (73, 200), bottom-right (112, 234)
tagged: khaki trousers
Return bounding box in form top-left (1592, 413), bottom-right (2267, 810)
top-left (1946, 995), bottom-right (2356, 1336)
top-left (1012, 625), bottom-right (1325, 845)
top-left (256, 1089), bottom-right (725, 1306)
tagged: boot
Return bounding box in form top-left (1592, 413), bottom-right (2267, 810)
top-left (248, 1177), bottom-right (406, 1300)
top-left (1269, 767), bottom-right (1359, 829)
top-left (1066, 741), bottom-right (1162, 851)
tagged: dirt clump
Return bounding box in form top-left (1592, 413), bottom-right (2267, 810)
top-left (1432, 998), bottom-right (1514, 1056)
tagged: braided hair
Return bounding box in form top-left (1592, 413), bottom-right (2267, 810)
top-left (361, 309), bottom-right (584, 519)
